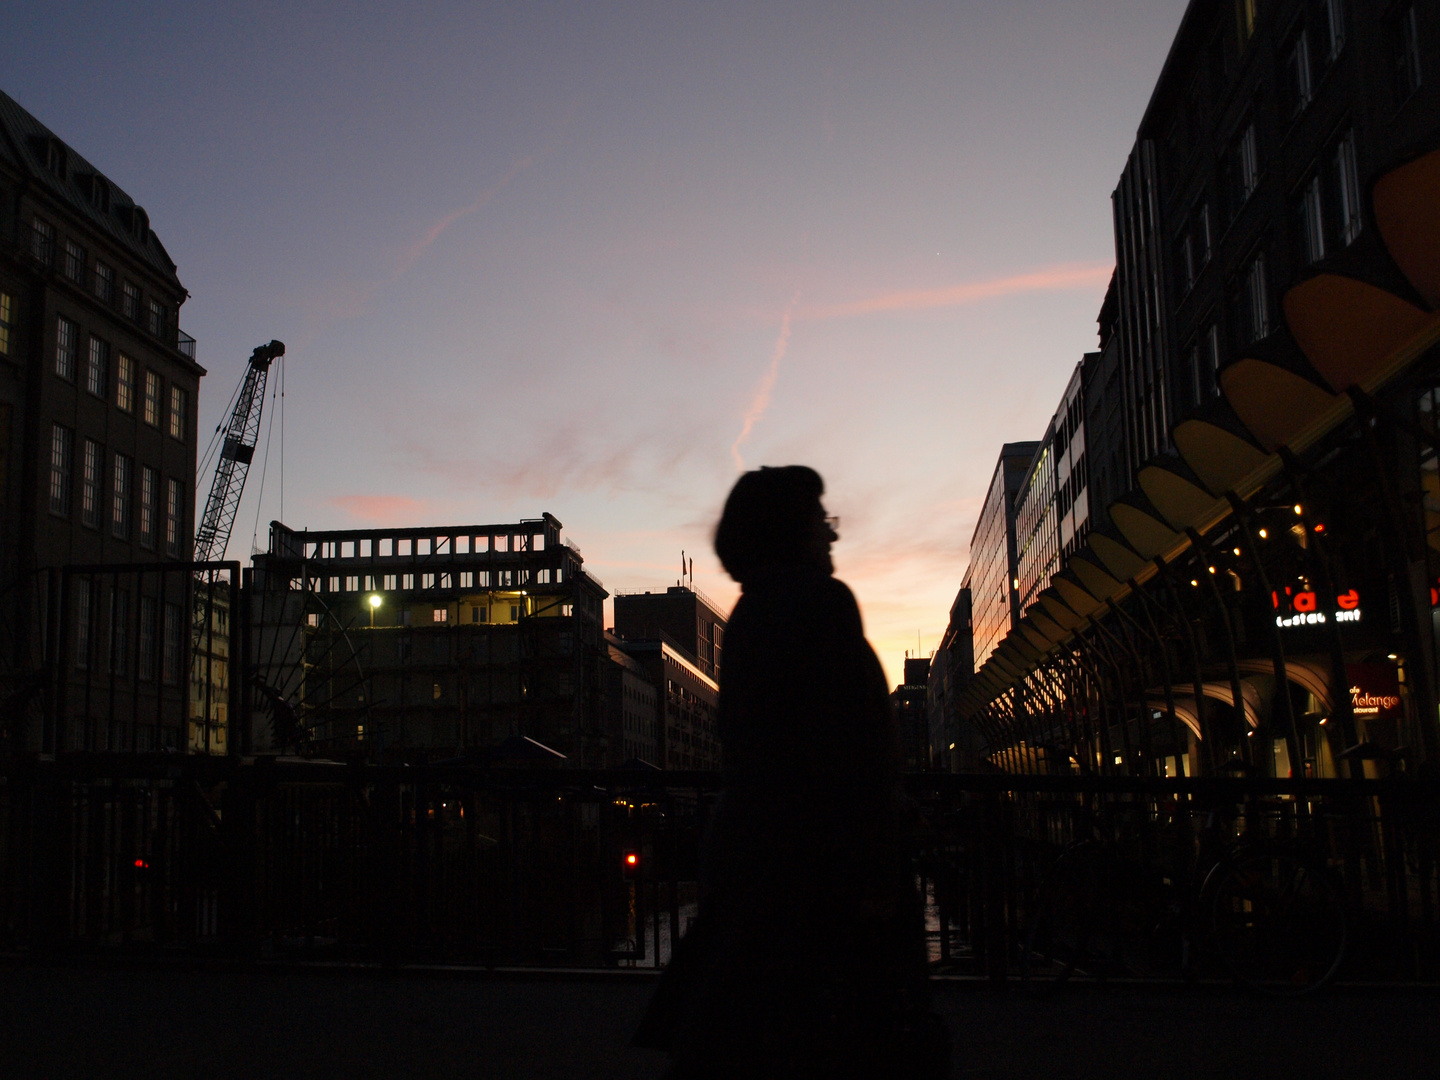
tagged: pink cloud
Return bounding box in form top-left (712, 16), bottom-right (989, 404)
top-left (799, 261), bottom-right (1114, 321)
top-left (329, 494), bottom-right (432, 525)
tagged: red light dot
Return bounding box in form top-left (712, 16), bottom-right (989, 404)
top-left (134, 859), bottom-right (146, 868)
top-left (1314, 523), bottom-right (1325, 533)
top-left (625, 854), bottom-right (637, 865)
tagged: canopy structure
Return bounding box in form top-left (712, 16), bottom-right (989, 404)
top-left (963, 147), bottom-right (1440, 770)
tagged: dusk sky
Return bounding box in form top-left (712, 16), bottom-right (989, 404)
top-left (4, 1), bottom-right (1187, 684)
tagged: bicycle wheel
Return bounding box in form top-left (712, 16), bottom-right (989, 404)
top-left (1023, 844), bottom-right (1106, 987)
top-left (1205, 848), bottom-right (1346, 994)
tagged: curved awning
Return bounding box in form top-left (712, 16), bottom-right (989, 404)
top-left (1137, 459), bottom-right (1222, 531)
top-left (1373, 148), bottom-right (1440, 308)
top-left (1172, 416), bottom-right (1271, 496)
top-left (1220, 358), bottom-right (1340, 453)
top-left (1110, 501), bottom-right (1183, 559)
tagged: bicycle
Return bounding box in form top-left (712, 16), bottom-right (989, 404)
top-left (1021, 783), bottom-right (1347, 995)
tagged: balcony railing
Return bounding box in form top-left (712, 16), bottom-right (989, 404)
top-left (177, 330), bottom-right (196, 360)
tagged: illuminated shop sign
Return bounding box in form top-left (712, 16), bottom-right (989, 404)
top-left (1345, 663), bottom-right (1402, 720)
top-left (1272, 588), bottom-right (1361, 627)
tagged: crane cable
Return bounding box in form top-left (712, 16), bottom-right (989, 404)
top-left (195, 370), bottom-right (247, 497)
top-left (247, 356), bottom-right (283, 556)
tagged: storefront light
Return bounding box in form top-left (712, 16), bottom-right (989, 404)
top-left (1258, 528), bottom-right (1269, 539)
top-left (1293, 504), bottom-right (1303, 515)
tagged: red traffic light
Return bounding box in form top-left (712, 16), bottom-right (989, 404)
top-left (625, 853), bottom-right (638, 866)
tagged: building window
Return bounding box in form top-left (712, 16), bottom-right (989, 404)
top-left (1235, 0), bottom-right (1258, 43)
top-left (138, 596), bottom-right (157, 681)
top-left (168, 386), bottom-right (186, 439)
top-left (1390, 4), bottom-right (1424, 100)
top-left (433, 607), bottom-right (448, 623)
top-left (162, 602), bottom-right (181, 685)
top-left (75, 579), bottom-right (91, 671)
top-left (0, 292), bottom-right (12, 356)
top-left (63, 239), bottom-right (86, 284)
top-left (1297, 174), bottom-right (1326, 264)
top-left (1321, 0), bottom-right (1345, 60)
top-left (116, 354), bottom-right (135, 412)
top-left (89, 175), bottom-right (110, 214)
top-left (81, 439), bottom-right (102, 529)
top-left (473, 606), bottom-right (488, 623)
top-left (166, 478), bottom-right (182, 556)
top-left (94, 261), bottom-right (114, 304)
top-left (1284, 30), bottom-right (1313, 116)
top-left (122, 281), bottom-right (141, 322)
top-left (1241, 253), bottom-right (1270, 343)
top-left (86, 337), bottom-right (109, 397)
top-left (1174, 203), bottom-right (1211, 295)
top-left (147, 299), bottom-right (165, 339)
top-left (49, 424), bottom-right (73, 516)
top-left (143, 370), bottom-right (161, 427)
top-left (111, 453), bottom-right (132, 538)
top-left (31, 218), bottom-right (55, 267)
top-left (1333, 130), bottom-right (1362, 246)
top-left (140, 466), bottom-right (158, 548)
top-left (44, 139), bottom-right (67, 179)
top-left (109, 590), bottom-right (129, 677)
top-left (1233, 121), bottom-right (1260, 207)
top-left (55, 316), bottom-right (78, 380)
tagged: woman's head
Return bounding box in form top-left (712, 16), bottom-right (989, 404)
top-left (714, 465), bottom-right (837, 584)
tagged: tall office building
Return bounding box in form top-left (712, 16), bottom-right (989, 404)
top-left (962, 443), bottom-right (1040, 670)
top-left (0, 90), bottom-right (202, 754)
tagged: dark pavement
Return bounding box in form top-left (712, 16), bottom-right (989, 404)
top-left (1, 964), bottom-right (1436, 1079)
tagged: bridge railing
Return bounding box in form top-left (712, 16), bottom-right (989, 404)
top-left (2, 759), bottom-right (1437, 981)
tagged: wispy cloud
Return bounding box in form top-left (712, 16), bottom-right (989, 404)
top-left (329, 494), bottom-right (432, 524)
top-left (392, 155), bottom-right (536, 278)
top-left (799, 261), bottom-right (1113, 321)
top-left (731, 294), bottom-right (799, 471)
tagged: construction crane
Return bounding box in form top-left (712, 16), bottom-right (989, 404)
top-left (193, 339), bottom-right (285, 564)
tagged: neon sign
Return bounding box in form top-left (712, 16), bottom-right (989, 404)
top-left (1273, 589), bottom-right (1361, 628)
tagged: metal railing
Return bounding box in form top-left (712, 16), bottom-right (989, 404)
top-left (2, 762), bottom-right (1437, 982)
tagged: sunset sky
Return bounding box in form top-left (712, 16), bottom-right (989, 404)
top-left (3, 0), bottom-right (1187, 684)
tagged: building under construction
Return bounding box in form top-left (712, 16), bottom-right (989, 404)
top-left (249, 514), bottom-right (609, 763)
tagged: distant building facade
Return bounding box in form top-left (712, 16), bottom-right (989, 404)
top-left (0, 89), bottom-right (203, 755)
top-left (927, 587), bottom-right (975, 771)
top-left (604, 632), bottom-right (660, 766)
top-left (1013, 429), bottom-right (1059, 614)
top-left (1114, 0), bottom-right (1439, 461)
top-left (892, 656), bottom-right (931, 772)
top-left (613, 585), bottom-right (725, 681)
top-left (250, 514), bottom-right (609, 764)
top-left (962, 442), bottom-right (1040, 669)
top-left (610, 636), bottom-right (719, 770)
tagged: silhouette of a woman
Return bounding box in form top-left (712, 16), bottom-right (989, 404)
top-left (634, 466), bottom-right (945, 1079)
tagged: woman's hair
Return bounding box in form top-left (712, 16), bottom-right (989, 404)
top-left (714, 465), bottom-right (825, 584)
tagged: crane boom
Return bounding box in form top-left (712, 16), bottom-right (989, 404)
top-left (193, 340), bottom-right (285, 564)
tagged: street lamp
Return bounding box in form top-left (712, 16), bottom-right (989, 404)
top-left (368, 593), bottom-right (382, 627)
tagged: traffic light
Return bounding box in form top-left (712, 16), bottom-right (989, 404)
top-left (622, 850), bottom-right (639, 878)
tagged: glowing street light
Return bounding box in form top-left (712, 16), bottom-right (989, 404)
top-left (368, 593), bottom-right (382, 627)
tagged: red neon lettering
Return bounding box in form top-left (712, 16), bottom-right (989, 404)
top-left (1336, 590), bottom-right (1360, 611)
top-left (1293, 592), bottom-right (1318, 612)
